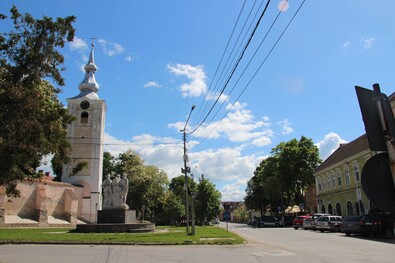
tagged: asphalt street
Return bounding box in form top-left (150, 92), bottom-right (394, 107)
top-left (0, 222), bottom-right (393, 263)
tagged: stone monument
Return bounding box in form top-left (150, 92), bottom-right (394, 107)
top-left (97, 174), bottom-right (134, 224)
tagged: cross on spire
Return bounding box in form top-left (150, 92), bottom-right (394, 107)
top-left (90, 36), bottom-right (97, 47)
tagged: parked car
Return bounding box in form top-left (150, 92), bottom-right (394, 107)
top-left (260, 216), bottom-right (283, 227)
top-left (316, 215), bottom-right (343, 232)
top-left (341, 215), bottom-right (363, 236)
top-left (293, 215), bottom-right (311, 230)
top-left (311, 213), bottom-right (331, 231)
top-left (359, 213), bottom-right (395, 239)
top-left (281, 216), bottom-right (295, 227)
top-left (302, 216), bottom-right (313, 230)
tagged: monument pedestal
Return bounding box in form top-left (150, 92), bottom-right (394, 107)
top-left (97, 208), bottom-right (136, 224)
top-left (76, 208), bottom-right (155, 233)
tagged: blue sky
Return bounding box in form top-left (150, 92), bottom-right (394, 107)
top-left (3, 0), bottom-right (395, 201)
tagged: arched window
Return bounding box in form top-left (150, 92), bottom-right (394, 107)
top-left (355, 200), bottom-right (366, 215)
top-left (347, 201), bottom-right (354, 216)
top-left (81, 111), bottom-right (89, 123)
top-left (321, 205), bottom-right (326, 213)
top-left (328, 204), bottom-right (333, 215)
top-left (336, 203), bottom-right (342, 216)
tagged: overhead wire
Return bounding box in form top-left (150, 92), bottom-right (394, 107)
top-left (190, 0), bottom-right (306, 147)
top-left (203, 0), bottom-right (288, 129)
top-left (192, 0), bottom-right (248, 128)
top-left (189, 0), bottom-right (272, 136)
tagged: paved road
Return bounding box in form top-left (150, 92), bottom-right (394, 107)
top-left (0, 223), bottom-right (393, 263)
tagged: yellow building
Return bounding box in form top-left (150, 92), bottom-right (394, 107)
top-left (314, 91), bottom-right (395, 216)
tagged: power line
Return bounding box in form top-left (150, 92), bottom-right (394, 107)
top-left (189, 0), bottom-right (272, 136)
top-left (191, 0), bottom-right (306, 148)
top-left (193, 0), bottom-right (249, 129)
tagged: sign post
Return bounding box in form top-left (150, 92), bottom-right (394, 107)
top-left (223, 211), bottom-right (231, 233)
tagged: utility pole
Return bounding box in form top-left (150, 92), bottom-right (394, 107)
top-left (191, 173), bottom-right (196, 235)
top-left (182, 130), bottom-right (190, 234)
top-left (181, 105), bottom-right (196, 235)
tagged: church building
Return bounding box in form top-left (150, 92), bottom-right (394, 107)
top-left (61, 43), bottom-right (106, 222)
top-left (0, 44), bottom-right (106, 226)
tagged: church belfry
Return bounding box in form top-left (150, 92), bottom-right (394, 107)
top-left (62, 43), bottom-right (106, 223)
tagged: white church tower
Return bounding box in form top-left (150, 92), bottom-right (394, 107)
top-left (62, 43), bottom-right (106, 223)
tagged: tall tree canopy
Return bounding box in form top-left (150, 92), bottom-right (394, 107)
top-left (195, 174), bottom-right (222, 225)
top-left (245, 136), bottom-right (321, 213)
top-left (0, 6), bottom-right (76, 196)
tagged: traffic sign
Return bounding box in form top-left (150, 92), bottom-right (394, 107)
top-left (223, 211), bottom-right (231, 221)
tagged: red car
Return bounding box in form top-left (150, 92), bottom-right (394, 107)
top-left (293, 215), bottom-right (311, 230)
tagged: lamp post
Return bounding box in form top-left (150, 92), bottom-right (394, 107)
top-left (181, 105), bottom-right (195, 235)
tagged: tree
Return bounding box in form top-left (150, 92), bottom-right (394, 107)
top-left (233, 205), bottom-right (249, 223)
top-left (244, 159), bottom-right (272, 215)
top-left (195, 175), bottom-right (221, 225)
top-left (245, 136), bottom-right (321, 213)
top-left (160, 191), bottom-right (185, 226)
top-left (168, 175), bottom-right (197, 223)
top-left (272, 136), bottom-right (321, 204)
top-left (115, 150), bottom-right (169, 221)
top-left (103, 151), bottom-right (116, 177)
top-left (0, 6), bottom-right (75, 196)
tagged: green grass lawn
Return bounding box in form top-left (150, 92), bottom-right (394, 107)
top-left (0, 226), bottom-right (245, 245)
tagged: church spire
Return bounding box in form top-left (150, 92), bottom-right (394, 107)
top-left (78, 43), bottom-right (99, 93)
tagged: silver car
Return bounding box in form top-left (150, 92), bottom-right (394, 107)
top-left (302, 217), bottom-right (313, 230)
top-left (316, 215), bottom-right (343, 232)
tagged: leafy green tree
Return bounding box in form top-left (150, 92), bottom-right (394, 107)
top-left (103, 151), bottom-right (116, 177)
top-left (116, 150), bottom-right (169, 220)
top-left (272, 136), bottom-right (321, 204)
top-left (168, 175), bottom-right (196, 222)
top-left (233, 205), bottom-right (249, 223)
top-left (195, 174), bottom-right (221, 225)
top-left (245, 136), bottom-right (321, 213)
top-left (169, 175), bottom-right (196, 201)
top-left (0, 6), bottom-right (75, 196)
top-left (244, 159), bottom-right (272, 215)
top-left (160, 191), bottom-right (185, 226)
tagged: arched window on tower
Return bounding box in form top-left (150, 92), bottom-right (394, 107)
top-left (81, 111), bottom-right (89, 124)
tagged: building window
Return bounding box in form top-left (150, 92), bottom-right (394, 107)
top-left (327, 175), bottom-right (331, 190)
top-left (336, 203), bottom-right (342, 216)
top-left (321, 205), bottom-right (326, 213)
top-left (318, 180), bottom-right (322, 192)
top-left (337, 171), bottom-right (342, 186)
top-left (81, 111), bottom-right (89, 123)
top-left (328, 204), bottom-right (333, 214)
top-left (332, 174), bottom-right (336, 188)
top-left (347, 201), bottom-right (354, 216)
top-left (345, 168), bottom-right (350, 185)
top-left (354, 164), bottom-right (360, 181)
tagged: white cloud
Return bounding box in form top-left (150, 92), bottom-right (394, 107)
top-left (98, 39), bottom-right (125, 57)
top-left (167, 64), bottom-right (207, 97)
top-left (125, 55), bottom-right (133, 62)
top-left (315, 132), bottom-right (348, 161)
top-left (251, 129), bottom-right (274, 147)
top-left (341, 41), bottom-right (351, 49)
top-left (70, 37), bottom-right (88, 51)
top-left (205, 91), bottom-right (229, 103)
top-left (143, 81), bottom-right (162, 88)
top-left (102, 131), bottom-right (267, 201)
top-left (220, 179), bottom-right (248, 201)
top-left (277, 119), bottom-right (294, 135)
top-left (190, 147), bottom-right (263, 182)
top-left (362, 37), bottom-right (375, 49)
top-left (170, 102), bottom-right (273, 145)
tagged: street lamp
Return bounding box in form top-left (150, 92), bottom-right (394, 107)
top-left (181, 105), bottom-right (196, 235)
